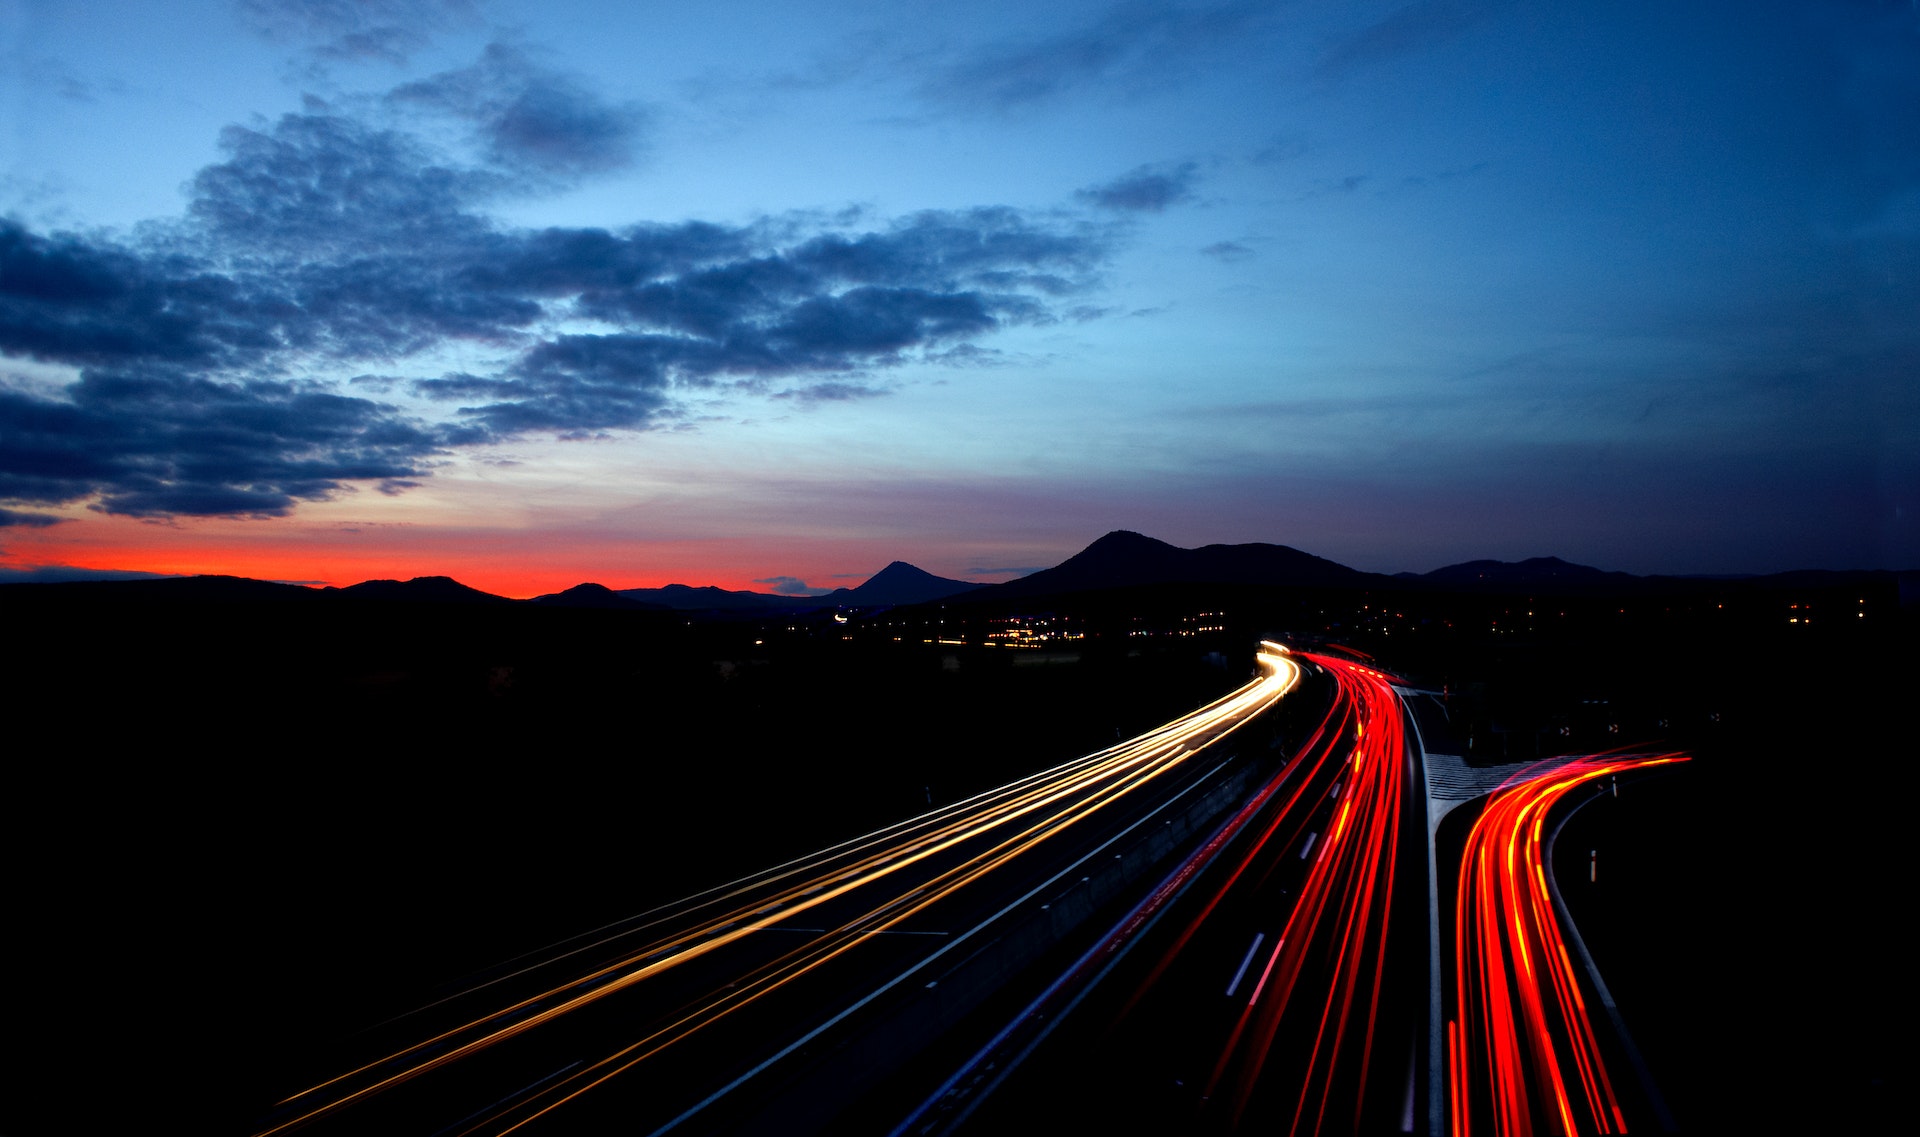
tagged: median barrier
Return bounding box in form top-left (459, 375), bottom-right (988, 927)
top-left (731, 751), bottom-right (1274, 1135)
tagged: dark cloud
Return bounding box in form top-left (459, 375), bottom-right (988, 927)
top-left (189, 112), bottom-right (499, 256)
top-left (347, 373), bottom-right (402, 393)
top-left (417, 343), bottom-right (679, 436)
top-left (0, 507), bottom-right (64, 528)
top-left (5, 112), bottom-right (533, 372)
top-left (0, 563), bottom-right (175, 582)
top-left (0, 221), bottom-right (232, 368)
top-left (753, 575), bottom-right (830, 596)
top-left (1201, 240), bottom-right (1254, 261)
top-left (0, 83), bottom-right (1108, 520)
top-left (781, 207), bottom-right (1103, 295)
top-left (0, 371), bottom-right (456, 517)
top-left (919, 0), bottom-right (1277, 113)
top-left (773, 381), bottom-right (889, 403)
top-left (1077, 162), bottom-right (1199, 213)
top-left (389, 43), bottom-right (645, 178)
top-left (924, 343), bottom-right (1011, 368)
top-left (1393, 162), bottom-right (1490, 194)
top-left (1292, 174), bottom-right (1368, 202)
top-left (235, 0), bottom-right (480, 64)
top-left (417, 207), bottom-right (1103, 434)
top-left (1250, 136), bottom-right (1310, 165)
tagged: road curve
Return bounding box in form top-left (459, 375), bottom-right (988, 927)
top-left (253, 643), bottom-right (1303, 1137)
top-left (904, 648), bottom-right (1423, 1136)
top-left (1447, 752), bottom-right (1689, 1137)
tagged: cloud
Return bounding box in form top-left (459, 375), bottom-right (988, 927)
top-left (388, 43), bottom-right (646, 178)
top-left (0, 370), bottom-right (457, 517)
top-left (0, 563), bottom-right (177, 583)
top-left (1395, 162), bottom-right (1489, 193)
top-left (1293, 174), bottom-right (1368, 202)
top-left (0, 507), bottom-right (64, 528)
top-left (753, 575), bottom-right (831, 596)
top-left (923, 343), bottom-right (1013, 368)
top-left (187, 111), bottom-right (504, 262)
top-left (424, 206), bottom-right (1103, 434)
top-left (415, 206), bottom-right (1100, 433)
top-left (0, 89), bottom-right (1110, 520)
top-left (1077, 162), bottom-right (1199, 213)
top-left (1250, 136), bottom-right (1310, 165)
top-left (773, 381), bottom-right (890, 403)
top-left (0, 221), bottom-right (226, 368)
top-left (235, 0), bottom-right (481, 65)
top-left (917, 0), bottom-right (1278, 114)
top-left (416, 344), bottom-right (679, 436)
top-left (1201, 240), bottom-right (1254, 262)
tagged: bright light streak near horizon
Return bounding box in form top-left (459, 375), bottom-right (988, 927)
top-left (1448, 751), bottom-right (1689, 1137)
top-left (255, 643), bottom-right (1301, 1136)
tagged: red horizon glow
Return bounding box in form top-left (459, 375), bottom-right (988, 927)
top-left (0, 514), bottom-right (1034, 597)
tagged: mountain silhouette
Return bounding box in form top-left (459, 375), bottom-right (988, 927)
top-left (530, 582), bottom-right (670, 610)
top-left (335, 576), bottom-right (514, 604)
top-left (969, 530), bottom-right (1376, 601)
top-left (816, 561), bottom-right (982, 607)
top-left (1406, 557), bottom-right (1645, 594)
top-left (614, 583), bottom-right (798, 611)
top-left (614, 562), bottom-right (979, 610)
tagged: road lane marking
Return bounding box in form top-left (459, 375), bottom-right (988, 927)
top-left (1224, 933), bottom-right (1265, 998)
top-left (1246, 937), bottom-right (1286, 1006)
top-left (648, 755), bottom-right (1252, 1137)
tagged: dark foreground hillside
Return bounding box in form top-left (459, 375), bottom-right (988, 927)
top-left (3, 569), bottom-right (1907, 1134)
top-left (2, 581), bottom-right (1247, 1135)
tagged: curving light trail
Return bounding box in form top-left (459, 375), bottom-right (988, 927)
top-left (1191, 651), bottom-right (1410, 1133)
top-left (256, 643), bottom-right (1301, 1137)
top-left (1448, 751), bottom-right (1688, 1137)
top-left (1072, 650), bottom-right (1413, 1134)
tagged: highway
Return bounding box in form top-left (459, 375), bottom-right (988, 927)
top-left (250, 640), bottom-right (1682, 1136)
top-left (900, 653), bottom-right (1690, 1137)
top-left (908, 650), bottom-right (1426, 1135)
top-left (1446, 751), bottom-right (1688, 1137)
top-left (251, 643), bottom-right (1303, 1137)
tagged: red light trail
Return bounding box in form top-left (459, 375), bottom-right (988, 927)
top-left (1191, 652), bottom-right (1410, 1133)
top-left (241, 638), bottom-right (1687, 1136)
top-left (1062, 651), bottom-right (1415, 1135)
top-left (1448, 751), bottom-right (1688, 1137)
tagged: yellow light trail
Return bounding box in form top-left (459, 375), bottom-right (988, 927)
top-left (259, 644), bottom-right (1300, 1137)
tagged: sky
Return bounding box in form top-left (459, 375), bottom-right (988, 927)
top-left (2, 0), bottom-right (1915, 596)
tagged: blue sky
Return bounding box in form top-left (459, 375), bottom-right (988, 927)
top-left (2, 0), bottom-right (1915, 593)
